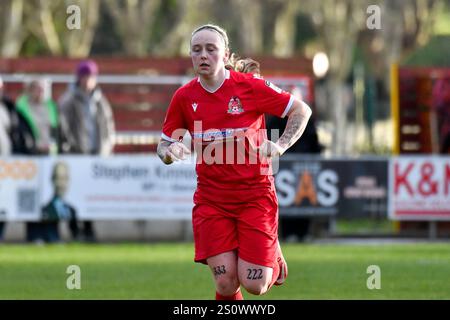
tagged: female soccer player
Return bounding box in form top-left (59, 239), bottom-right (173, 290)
top-left (157, 24), bottom-right (312, 300)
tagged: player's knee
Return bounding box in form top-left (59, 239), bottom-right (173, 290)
top-left (241, 280), bottom-right (270, 296)
top-left (215, 275), bottom-right (240, 296)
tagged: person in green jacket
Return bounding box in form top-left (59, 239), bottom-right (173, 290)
top-left (16, 78), bottom-right (60, 155)
top-left (15, 78), bottom-right (63, 243)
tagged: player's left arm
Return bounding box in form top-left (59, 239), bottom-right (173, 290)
top-left (259, 99), bottom-right (312, 158)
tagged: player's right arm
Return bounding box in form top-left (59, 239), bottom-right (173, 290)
top-left (157, 139), bottom-right (190, 165)
top-left (158, 88), bottom-right (190, 165)
top-left (157, 139), bottom-right (174, 165)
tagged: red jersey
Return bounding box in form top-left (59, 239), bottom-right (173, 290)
top-left (162, 69), bottom-right (293, 192)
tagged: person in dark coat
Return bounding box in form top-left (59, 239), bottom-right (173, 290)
top-left (58, 60), bottom-right (116, 242)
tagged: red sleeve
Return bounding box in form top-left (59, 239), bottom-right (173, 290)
top-left (251, 77), bottom-right (294, 118)
top-left (161, 89), bottom-right (188, 142)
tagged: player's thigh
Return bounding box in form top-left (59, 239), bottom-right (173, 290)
top-left (237, 258), bottom-right (273, 295)
top-left (207, 251), bottom-right (240, 294)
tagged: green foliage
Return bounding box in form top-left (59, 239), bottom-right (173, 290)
top-left (148, 0), bottom-right (180, 53)
top-left (403, 35), bottom-right (450, 67)
top-left (21, 33), bottom-right (50, 57)
top-left (434, 1), bottom-right (450, 35)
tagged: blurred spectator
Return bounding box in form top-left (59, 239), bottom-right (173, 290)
top-left (15, 78), bottom-right (62, 242)
top-left (59, 60), bottom-right (115, 155)
top-left (432, 78), bottom-right (450, 154)
top-left (58, 60), bottom-right (116, 242)
top-left (0, 77), bottom-right (12, 156)
top-left (229, 57), bottom-right (323, 241)
top-left (0, 76), bottom-right (36, 155)
top-left (267, 88), bottom-right (323, 242)
top-left (267, 115), bottom-right (323, 154)
top-left (0, 76), bottom-right (10, 241)
top-left (1, 76), bottom-right (36, 241)
top-left (267, 83), bottom-right (323, 154)
top-left (16, 79), bottom-right (60, 155)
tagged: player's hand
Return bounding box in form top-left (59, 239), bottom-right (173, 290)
top-left (166, 141), bottom-right (191, 161)
top-left (257, 140), bottom-right (286, 158)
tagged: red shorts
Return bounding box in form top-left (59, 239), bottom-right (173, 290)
top-left (192, 186), bottom-right (279, 268)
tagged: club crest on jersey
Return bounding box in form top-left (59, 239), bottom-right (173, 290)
top-left (192, 102), bottom-right (198, 112)
top-left (227, 96), bottom-right (244, 115)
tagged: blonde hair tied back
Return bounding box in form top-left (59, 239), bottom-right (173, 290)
top-left (226, 53), bottom-right (261, 75)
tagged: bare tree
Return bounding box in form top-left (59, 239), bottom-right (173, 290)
top-left (105, 0), bottom-right (161, 57)
top-left (65, 0), bottom-right (101, 57)
top-left (0, 0), bottom-right (26, 57)
top-left (359, 0), bottom-right (441, 87)
top-left (301, 0), bottom-right (441, 155)
top-left (33, 0), bottom-right (63, 55)
top-left (152, 0), bottom-right (213, 56)
top-left (24, 0), bottom-right (101, 57)
top-left (231, 0), bottom-right (264, 55)
top-left (302, 0), bottom-right (370, 155)
top-left (272, 0), bottom-right (300, 57)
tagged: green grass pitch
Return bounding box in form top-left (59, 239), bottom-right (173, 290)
top-left (0, 242), bottom-right (449, 299)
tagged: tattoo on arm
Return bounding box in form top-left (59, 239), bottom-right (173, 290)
top-left (277, 102), bottom-right (312, 151)
top-left (247, 268), bottom-right (263, 280)
top-left (213, 265), bottom-right (226, 276)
